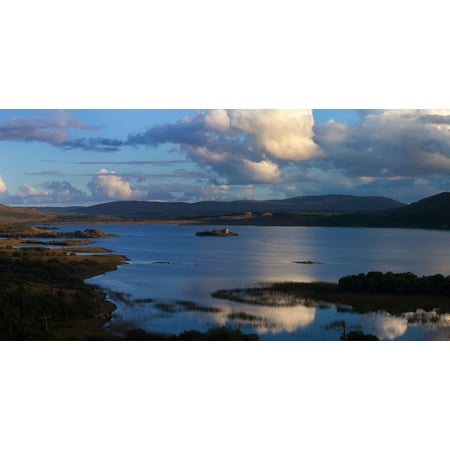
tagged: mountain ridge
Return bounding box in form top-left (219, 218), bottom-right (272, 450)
top-left (40, 194), bottom-right (405, 217)
top-left (4, 192), bottom-right (450, 230)
top-left (318, 192), bottom-right (450, 229)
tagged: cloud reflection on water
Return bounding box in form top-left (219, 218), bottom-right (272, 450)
top-left (368, 315), bottom-right (408, 340)
top-left (103, 284), bottom-right (450, 340)
top-left (209, 303), bottom-right (317, 334)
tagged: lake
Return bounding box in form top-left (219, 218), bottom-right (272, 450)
top-left (57, 224), bottom-right (450, 340)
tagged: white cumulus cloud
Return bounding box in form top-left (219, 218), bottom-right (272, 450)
top-left (17, 184), bottom-right (47, 198)
top-left (130, 109), bottom-right (320, 186)
top-left (88, 168), bottom-right (145, 200)
top-left (242, 159), bottom-right (281, 183)
top-left (0, 176), bottom-right (7, 194)
top-left (230, 109), bottom-right (320, 161)
top-left (204, 109), bottom-right (230, 131)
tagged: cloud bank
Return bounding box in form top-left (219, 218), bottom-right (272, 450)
top-left (0, 110), bottom-right (99, 146)
top-left (0, 170), bottom-right (145, 205)
top-left (5, 109), bottom-right (450, 203)
top-left (315, 109), bottom-right (450, 178)
top-left (126, 109), bottom-right (321, 185)
top-left (312, 109), bottom-right (450, 199)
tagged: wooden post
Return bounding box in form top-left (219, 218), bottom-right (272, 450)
top-left (40, 315), bottom-right (51, 332)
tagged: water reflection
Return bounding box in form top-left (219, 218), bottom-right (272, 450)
top-left (76, 224), bottom-right (450, 340)
top-left (212, 303), bottom-right (317, 333)
top-left (363, 314), bottom-right (408, 340)
top-left (101, 286), bottom-right (450, 340)
top-left (103, 288), bottom-right (317, 335)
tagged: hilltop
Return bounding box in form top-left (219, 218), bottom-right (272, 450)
top-left (318, 192), bottom-right (450, 230)
top-left (5, 192), bottom-right (450, 230)
top-left (41, 194), bottom-right (404, 219)
top-left (0, 203), bottom-right (55, 224)
top-left (385, 192), bottom-right (450, 228)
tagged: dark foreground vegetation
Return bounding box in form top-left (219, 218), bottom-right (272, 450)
top-left (124, 326), bottom-right (259, 341)
top-left (0, 247), bottom-right (126, 339)
top-left (0, 225), bottom-right (126, 339)
top-left (213, 271), bottom-right (450, 315)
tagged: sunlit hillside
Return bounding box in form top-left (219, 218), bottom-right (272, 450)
top-left (0, 203), bottom-right (54, 224)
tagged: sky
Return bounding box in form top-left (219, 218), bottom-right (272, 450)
top-left (1, 109), bottom-right (450, 206)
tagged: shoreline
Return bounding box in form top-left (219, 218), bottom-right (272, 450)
top-left (0, 227), bottom-right (128, 339)
top-left (69, 252), bottom-right (129, 338)
top-left (34, 216), bottom-right (450, 232)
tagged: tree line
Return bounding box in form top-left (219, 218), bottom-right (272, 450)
top-left (338, 271), bottom-right (450, 296)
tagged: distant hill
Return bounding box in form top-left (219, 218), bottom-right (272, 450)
top-left (0, 204), bottom-right (54, 224)
top-left (5, 193), bottom-right (450, 230)
top-left (43, 194), bottom-right (404, 218)
top-left (383, 192), bottom-right (450, 228)
top-left (319, 192), bottom-right (450, 229)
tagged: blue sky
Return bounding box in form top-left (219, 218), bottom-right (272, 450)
top-left (1, 109), bottom-right (450, 206)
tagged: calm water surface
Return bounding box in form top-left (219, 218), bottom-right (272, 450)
top-left (57, 224), bottom-right (450, 340)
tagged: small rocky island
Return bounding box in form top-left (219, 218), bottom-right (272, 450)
top-left (195, 228), bottom-right (239, 237)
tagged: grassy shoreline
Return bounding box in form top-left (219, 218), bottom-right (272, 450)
top-left (212, 279), bottom-right (450, 315)
top-left (0, 224), bottom-right (128, 339)
top-left (0, 250), bottom-right (128, 340)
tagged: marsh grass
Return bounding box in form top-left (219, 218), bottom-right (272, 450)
top-left (324, 320), bottom-right (379, 340)
top-left (103, 290), bottom-right (156, 307)
top-left (153, 302), bottom-right (178, 313)
top-left (227, 311), bottom-right (261, 322)
top-left (104, 289), bottom-right (134, 306)
top-left (103, 294), bottom-right (221, 315)
top-left (175, 300), bottom-right (221, 313)
top-left (405, 310), bottom-right (441, 324)
top-left (336, 305), bottom-right (354, 313)
top-left (212, 286), bottom-right (316, 307)
top-left (134, 298), bottom-right (155, 304)
top-left (317, 302), bottom-right (332, 310)
top-left (212, 275), bottom-right (450, 316)
top-left (153, 300), bottom-right (222, 314)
